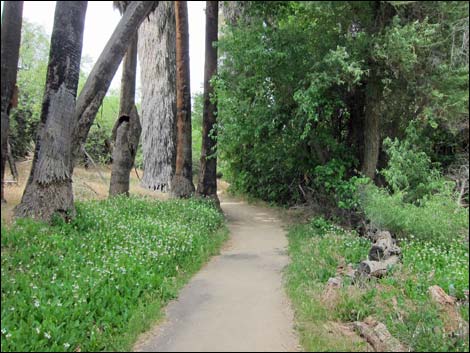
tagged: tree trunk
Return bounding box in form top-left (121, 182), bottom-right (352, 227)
top-left (361, 2), bottom-right (395, 180)
top-left (109, 2), bottom-right (141, 197)
top-left (197, 1), bottom-right (219, 201)
top-left (361, 68), bottom-right (381, 180)
top-left (1, 1), bottom-right (23, 203)
top-left (109, 106), bottom-right (141, 196)
top-left (171, 0), bottom-right (194, 198)
top-left (138, 1), bottom-right (177, 192)
top-left (14, 1), bottom-right (87, 222)
top-left (72, 1), bottom-right (157, 170)
top-left (7, 140), bottom-right (18, 181)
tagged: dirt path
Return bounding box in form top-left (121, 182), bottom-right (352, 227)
top-left (133, 196), bottom-right (300, 352)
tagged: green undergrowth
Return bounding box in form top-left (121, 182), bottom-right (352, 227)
top-left (285, 217), bottom-right (469, 352)
top-left (1, 196), bottom-right (227, 352)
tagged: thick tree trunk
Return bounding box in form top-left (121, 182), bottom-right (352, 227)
top-left (197, 1), bottom-right (219, 200)
top-left (109, 2), bottom-right (141, 197)
top-left (1, 1), bottom-right (23, 203)
top-left (361, 69), bottom-right (381, 179)
top-left (138, 1), bottom-right (176, 192)
top-left (171, 0), bottom-right (194, 198)
top-left (15, 1), bottom-right (87, 221)
top-left (72, 1), bottom-right (157, 170)
top-left (361, 2), bottom-right (395, 180)
top-left (109, 106), bottom-right (141, 196)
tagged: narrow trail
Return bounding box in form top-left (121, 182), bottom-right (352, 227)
top-left (134, 195), bottom-right (300, 352)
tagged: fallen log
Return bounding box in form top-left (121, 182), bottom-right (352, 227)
top-left (358, 255), bottom-right (400, 278)
top-left (429, 285), bottom-right (469, 337)
top-left (368, 231), bottom-right (401, 261)
top-left (353, 317), bottom-right (408, 352)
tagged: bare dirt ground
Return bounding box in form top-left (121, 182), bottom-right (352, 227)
top-left (133, 194), bottom-right (300, 352)
top-left (1, 160), bottom-right (167, 223)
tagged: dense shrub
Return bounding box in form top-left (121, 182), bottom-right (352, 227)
top-left (361, 184), bottom-right (469, 244)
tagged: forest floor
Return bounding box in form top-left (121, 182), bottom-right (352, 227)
top-left (1, 160), bottom-right (167, 223)
top-left (133, 194), bottom-right (301, 352)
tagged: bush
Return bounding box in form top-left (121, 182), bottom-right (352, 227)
top-left (1, 196), bottom-right (226, 352)
top-left (381, 130), bottom-right (451, 204)
top-left (361, 184), bottom-right (469, 245)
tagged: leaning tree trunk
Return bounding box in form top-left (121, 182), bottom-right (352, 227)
top-left (71, 1), bottom-right (157, 171)
top-left (1, 1), bottom-right (23, 203)
top-left (197, 1), bottom-right (219, 201)
top-left (138, 1), bottom-right (176, 192)
top-left (14, 1), bottom-right (87, 222)
top-left (109, 1), bottom-right (142, 197)
top-left (171, 0), bottom-right (194, 198)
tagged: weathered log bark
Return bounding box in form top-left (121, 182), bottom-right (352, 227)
top-left (14, 1), bottom-right (87, 222)
top-left (109, 2), bottom-right (141, 197)
top-left (429, 285), bottom-right (469, 337)
top-left (197, 1), bottom-right (219, 201)
top-left (72, 1), bottom-right (157, 169)
top-left (138, 1), bottom-right (176, 192)
top-left (358, 255), bottom-right (400, 278)
top-left (353, 317), bottom-right (408, 352)
top-left (368, 231), bottom-right (401, 261)
top-left (1, 1), bottom-right (23, 203)
top-left (171, 0), bottom-right (194, 198)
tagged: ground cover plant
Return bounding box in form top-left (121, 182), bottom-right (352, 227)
top-left (285, 217), bottom-right (469, 352)
top-left (1, 196), bottom-right (226, 352)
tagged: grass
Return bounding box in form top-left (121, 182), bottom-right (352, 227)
top-left (1, 196), bottom-right (227, 352)
top-left (285, 217), bottom-right (469, 352)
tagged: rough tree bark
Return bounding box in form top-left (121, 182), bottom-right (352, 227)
top-left (138, 1), bottom-right (176, 192)
top-left (1, 1), bottom-right (23, 203)
top-left (72, 1), bottom-right (157, 170)
top-left (109, 1), bottom-right (142, 197)
top-left (361, 2), bottom-right (395, 180)
top-left (171, 0), bottom-right (195, 198)
top-left (14, 1), bottom-right (87, 221)
top-left (197, 1), bottom-right (219, 201)
top-left (361, 69), bottom-right (381, 179)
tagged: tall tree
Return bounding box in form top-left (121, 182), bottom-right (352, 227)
top-left (14, 1), bottom-right (87, 221)
top-left (1, 0), bottom-right (23, 203)
top-left (109, 1), bottom-right (142, 197)
top-left (71, 1), bottom-right (156, 169)
top-left (361, 1), bottom-right (395, 180)
top-left (197, 1), bottom-right (219, 201)
top-left (17, 1), bottom-right (156, 221)
top-left (138, 1), bottom-right (176, 192)
top-left (171, 0), bottom-right (194, 197)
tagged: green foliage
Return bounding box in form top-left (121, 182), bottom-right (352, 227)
top-left (286, 218), bottom-right (469, 352)
top-left (361, 184), bottom-right (469, 245)
top-left (381, 126), bottom-right (453, 204)
top-left (9, 20), bottom-right (49, 158)
top-left (216, 1), bottom-right (469, 208)
top-left (192, 93), bottom-right (203, 181)
top-left (1, 197), bottom-right (226, 352)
